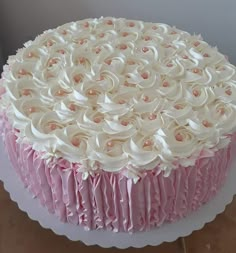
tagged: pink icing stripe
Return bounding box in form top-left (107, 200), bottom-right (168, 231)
top-left (2, 124), bottom-right (232, 232)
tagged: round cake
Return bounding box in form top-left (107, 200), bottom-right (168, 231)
top-left (0, 17), bottom-right (236, 232)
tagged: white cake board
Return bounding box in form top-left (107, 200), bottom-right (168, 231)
top-left (0, 140), bottom-right (236, 249)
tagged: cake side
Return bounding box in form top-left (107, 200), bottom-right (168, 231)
top-left (1, 115), bottom-right (232, 232)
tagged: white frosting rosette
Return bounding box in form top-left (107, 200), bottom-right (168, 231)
top-left (19, 44), bottom-right (48, 63)
top-left (24, 111), bottom-right (66, 153)
top-left (126, 67), bottom-right (159, 89)
top-left (6, 79), bottom-right (38, 100)
top-left (55, 21), bottom-right (80, 37)
top-left (214, 80), bottom-right (236, 103)
top-left (55, 125), bottom-right (89, 162)
top-left (187, 106), bottom-right (220, 145)
top-left (163, 101), bottom-right (194, 126)
top-left (154, 123), bottom-right (202, 173)
top-left (70, 49), bottom-right (92, 70)
top-left (123, 133), bottom-right (160, 168)
top-left (102, 112), bottom-right (137, 138)
top-left (97, 91), bottom-right (134, 116)
top-left (135, 42), bottom-right (160, 63)
top-left (103, 54), bottom-right (126, 75)
top-left (10, 98), bottom-right (50, 131)
top-left (34, 30), bottom-right (66, 48)
top-left (87, 133), bottom-right (129, 171)
top-left (157, 78), bottom-right (183, 101)
top-left (54, 98), bottom-right (84, 121)
top-left (184, 85), bottom-right (215, 107)
top-left (216, 63), bottom-right (236, 82)
top-left (132, 89), bottom-right (163, 113)
top-left (39, 80), bottom-right (73, 106)
top-left (76, 108), bottom-right (105, 132)
top-left (124, 55), bottom-right (149, 73)
top-left (159, 58), bottom-right (185, 78)
top-left (1, 17), bottom-right (236, 178)
top-left (9, 61), bottom-right (37, 81)
top-left (208, 100), bottom-right (236, 135)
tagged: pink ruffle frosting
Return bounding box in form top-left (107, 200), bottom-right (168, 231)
top-left (1, 116), bottom-right (232, 232)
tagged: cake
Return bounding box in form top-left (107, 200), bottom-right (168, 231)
top-left (0, 17), bottom-right (236, 233)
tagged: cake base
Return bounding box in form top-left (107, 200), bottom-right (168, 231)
top-left (1, 139), bottom-right (236, 248)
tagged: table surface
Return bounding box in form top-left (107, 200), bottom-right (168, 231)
top-left (0, 182), bottom-right (236, 253)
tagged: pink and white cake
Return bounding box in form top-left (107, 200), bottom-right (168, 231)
top-left (0, 17), bottom-right (236, 232)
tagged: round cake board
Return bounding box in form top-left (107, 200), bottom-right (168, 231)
top-left (0, 140), bottom-right (236, 249)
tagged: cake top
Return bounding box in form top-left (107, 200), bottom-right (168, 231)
top-left (1, 17), bottom-right (236, 179)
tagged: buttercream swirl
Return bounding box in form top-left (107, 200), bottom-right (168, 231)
top-left (1, 17), bottom-right (236, 177)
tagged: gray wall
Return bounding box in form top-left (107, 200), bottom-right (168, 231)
top-left (1, 0), bottom-right (236, 68)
